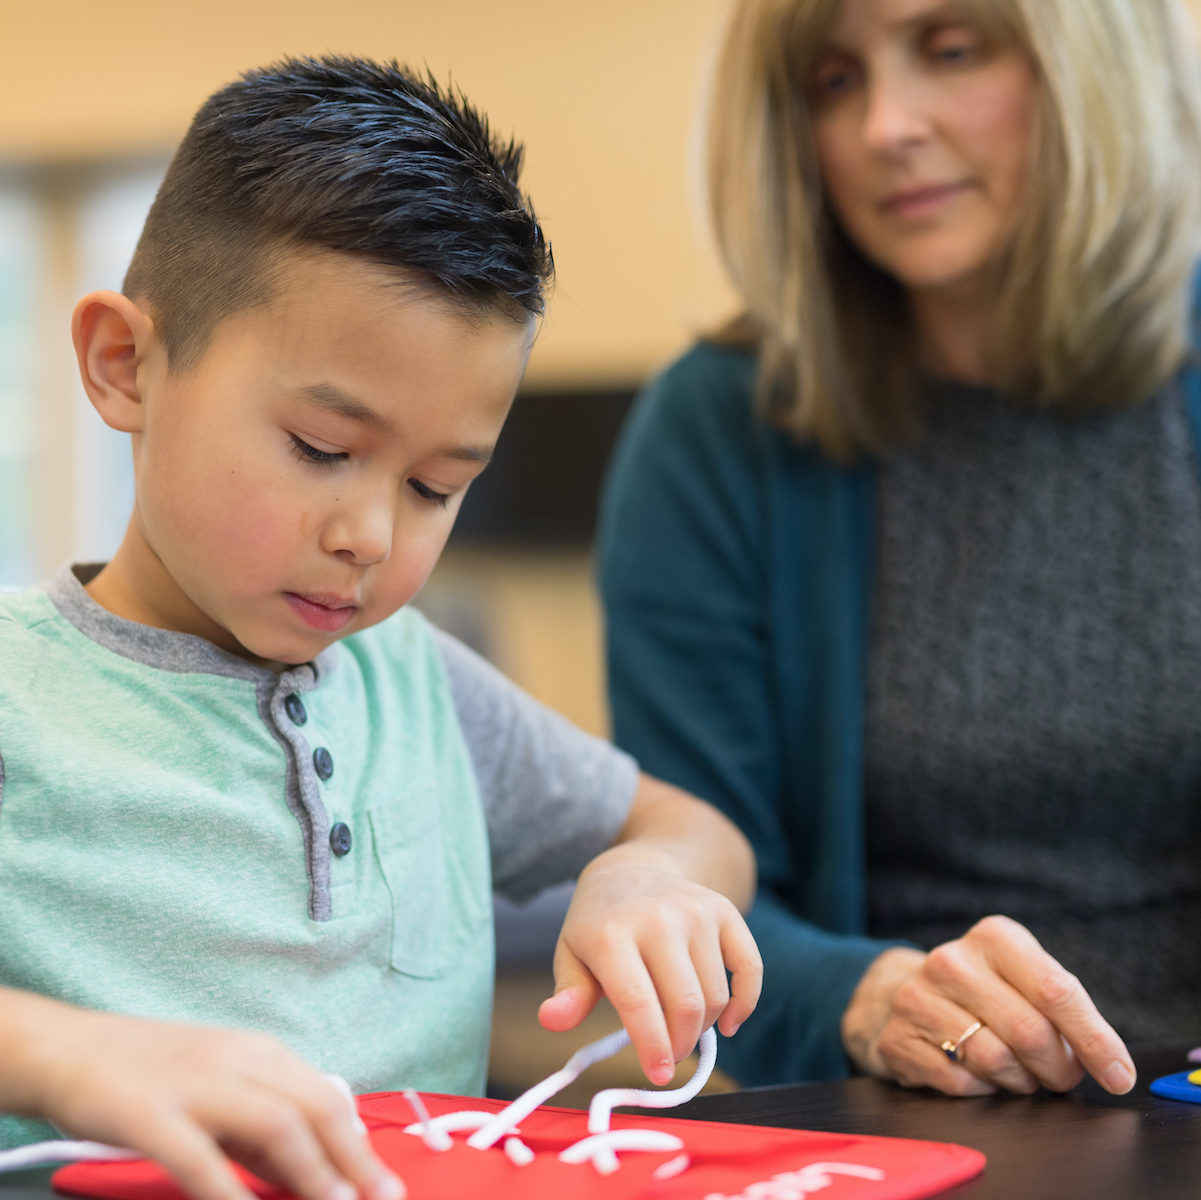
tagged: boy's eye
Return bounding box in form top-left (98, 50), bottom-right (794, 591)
top-left (290, 434), bottom-right (347, 467)
top-left (409, 478), bottom-right (450, 508)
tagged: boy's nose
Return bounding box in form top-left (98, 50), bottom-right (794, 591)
top-left (322, 494), bottom-right (394, 565)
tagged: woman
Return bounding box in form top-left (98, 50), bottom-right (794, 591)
top-left (598, 0), bottom-right (1201, 1098)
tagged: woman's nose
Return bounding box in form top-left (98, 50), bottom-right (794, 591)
top-left (861, 70), bottom-right (931, 154)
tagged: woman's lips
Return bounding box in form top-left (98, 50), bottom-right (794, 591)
top-left (285, 591), bottom-right (358, 632)
top-left (880, 181), bottom-right (969, 218)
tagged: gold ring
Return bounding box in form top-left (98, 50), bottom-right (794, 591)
top-left (940, 1020), bottom-right (983, 1065)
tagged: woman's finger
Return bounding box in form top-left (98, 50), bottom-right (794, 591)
top-left (882, 981), bottom-right (1021, 1093)
top-left (935, 1021), bottom-right (1041, 1094)
top-left (874, 1017), bottom-right (997, 1096)
top-left (965, 916), bottom-right (1134, 1094)
top-left (920, 927), bottom-right (1075, 1088)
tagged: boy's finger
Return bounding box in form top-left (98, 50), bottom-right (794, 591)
top-left (688, 935), bottom-right (734, 1034)
top-left (298, 1082), bottom-right (404, 1200)
top-left (218, 1092), bottom-right (360, 1200)
top-left (717, 921), bottom-right (763, 1035)
top-left (638, 939), bottom-right (710, 1064)
top-left (593, 948), bottom-right (674, 1086)
top-left (137, 1117), bottom-right (261, 1200)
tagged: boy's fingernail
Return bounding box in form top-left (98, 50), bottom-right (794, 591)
top-left (372, 1174), bottom-right (406, 1200)
top-left (328, 1183), bottom-right (357, 1200)
top-left (650, 1061), bottom-right (674, 1086)
top-left (1103, 1061), bottom-right (1135, 1094)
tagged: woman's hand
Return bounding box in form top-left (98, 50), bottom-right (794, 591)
top-left (840, 915), bottom-right (1136, 1097)
top-left (1, 990), bottom-right (404, 1200)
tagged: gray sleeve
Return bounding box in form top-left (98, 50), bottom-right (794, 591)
top-left (431, 625), bottom-right (639, 901)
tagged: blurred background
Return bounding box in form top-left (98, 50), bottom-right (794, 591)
top-left (0, 0), bottom-right (742, 1101)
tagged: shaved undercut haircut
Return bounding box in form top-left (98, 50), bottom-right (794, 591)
top-left (124, 55), bottom-right (553, 369)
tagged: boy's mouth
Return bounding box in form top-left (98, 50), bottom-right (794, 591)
top-left (284, 591), bottom-right (358, 632)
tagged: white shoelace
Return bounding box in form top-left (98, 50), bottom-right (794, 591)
top-left (0, 1141), bottom-right (139, 1173)
top-left (401, 1026), bottom-right (717, 1176)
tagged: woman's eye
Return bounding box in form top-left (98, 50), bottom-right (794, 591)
top-left (821, 70), bottom-right (852, 93)
top-left (409, 478), bottom-right (450, 508)
top-left (290, 435), bottom-right (347, 467)
top-left (927, 26), bottom-right (982, 64)
top-left (810, 61), bottom-right (857, 100)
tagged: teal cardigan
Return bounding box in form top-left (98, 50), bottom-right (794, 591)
top-left (596, 340), bottom-right (1201, 1085)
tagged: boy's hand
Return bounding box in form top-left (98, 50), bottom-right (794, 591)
top-left (537, 775), bottom-right (762, 1085)
top-left (1, 990), bottom-right (404, 1200)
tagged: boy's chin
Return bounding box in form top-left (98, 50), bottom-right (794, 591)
top-left (219, 627), bottom-right (319, 672)
top-left (227, 605), bottom-right (399, 668)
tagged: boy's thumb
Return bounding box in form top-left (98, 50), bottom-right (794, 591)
top-left (537, 954), bottom-right (600, 1032)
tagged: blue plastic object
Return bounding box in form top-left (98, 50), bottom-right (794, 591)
top-left (1149, 1070), bottom-right (1201, 1104)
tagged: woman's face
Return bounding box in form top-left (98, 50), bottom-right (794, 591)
top-left (807, 0), bottom-right (1037, 307)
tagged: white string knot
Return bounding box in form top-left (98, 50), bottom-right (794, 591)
top-left (401, 1024), bottom-right (718, 1178)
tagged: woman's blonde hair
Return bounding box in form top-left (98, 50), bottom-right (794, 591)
top-left (704, 0), bottom-right (1201, 459)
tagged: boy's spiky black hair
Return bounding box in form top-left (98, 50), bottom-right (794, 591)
top-left (124, 55), bottom-right (553, 367)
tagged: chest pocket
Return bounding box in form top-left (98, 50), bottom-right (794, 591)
top-left (369, 802), bottom-right (490, 979)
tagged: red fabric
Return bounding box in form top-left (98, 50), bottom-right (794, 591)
top-left (53, 1090), bottom-right (985, 1200)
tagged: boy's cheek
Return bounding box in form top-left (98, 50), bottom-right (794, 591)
top-left (364, 537), bottom-right (450, 624)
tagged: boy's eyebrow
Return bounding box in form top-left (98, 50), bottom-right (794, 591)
top-left (299, 382), bottom-right (394, 429)
top-left (297, 383), bottom-right (494, 463)
top-left (444, 443), bottom-right (494, 464)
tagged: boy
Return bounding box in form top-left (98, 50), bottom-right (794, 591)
top-left (0, 56), bottom-right (761, 1200)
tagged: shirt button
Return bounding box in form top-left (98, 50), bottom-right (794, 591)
top-left (329, 822), bottom-right (353, 857)
top-left (284, 694), bottom-right (307, 726)
top-left (313, 747), bottom-right (334, 781)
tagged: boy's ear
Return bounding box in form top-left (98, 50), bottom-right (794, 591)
top-left (71, 290), bottom-right (157, 433)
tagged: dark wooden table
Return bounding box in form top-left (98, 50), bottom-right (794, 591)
top-left (647, 1045), bottom-right (1201, 1198)
top-left (2, 1046), bottom-right (1198, 1199)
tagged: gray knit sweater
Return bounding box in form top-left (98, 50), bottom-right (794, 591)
top-left (866, 381), bottom-right (1201, 1045)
